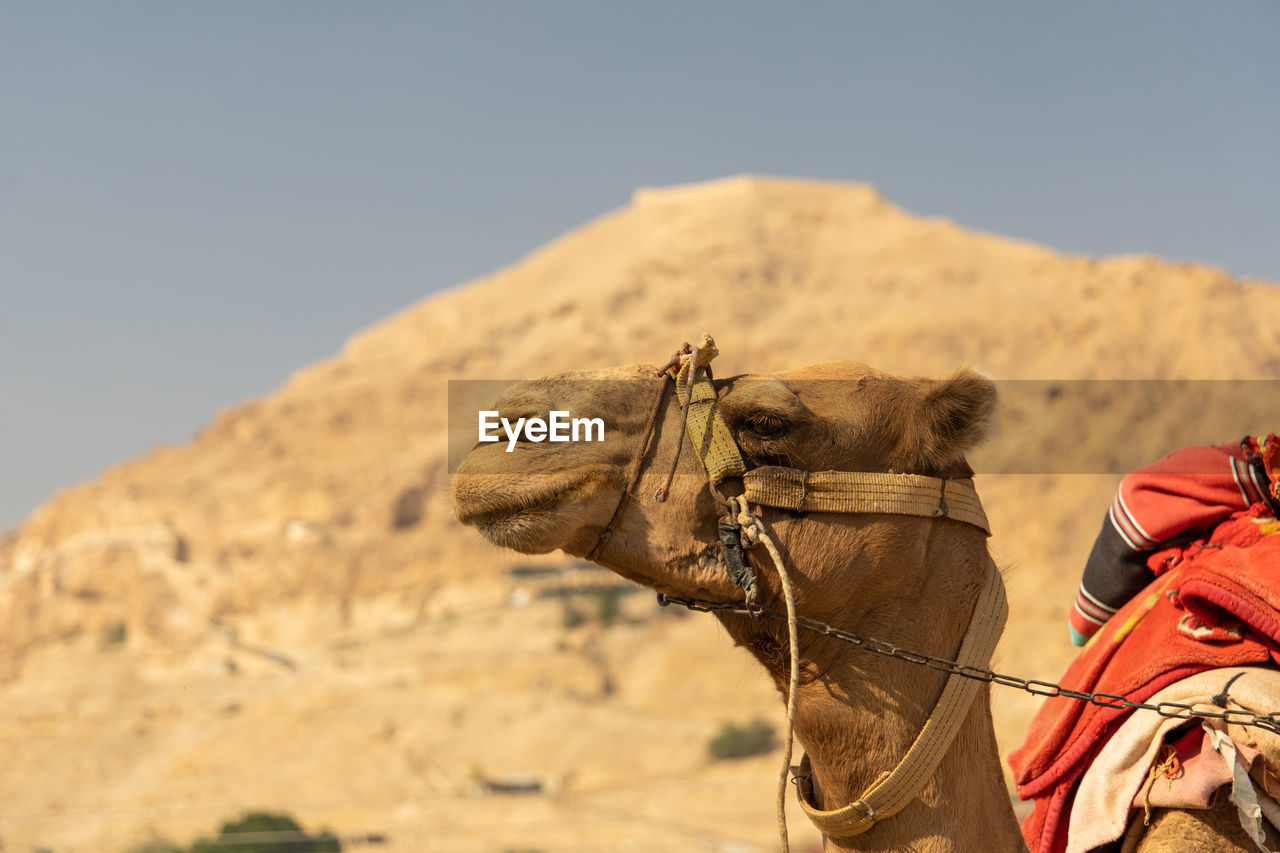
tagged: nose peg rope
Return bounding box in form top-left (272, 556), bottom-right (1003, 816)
top-left (733, 495), bottom-right (801, 853)
top-left (649, 337), bottom-right (802, 850)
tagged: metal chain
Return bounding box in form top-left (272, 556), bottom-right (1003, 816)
top-left (655, 593), bottom-right (1280, 736)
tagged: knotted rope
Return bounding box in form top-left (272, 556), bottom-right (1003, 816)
top-left (733, 495), bottom-right (801, 853)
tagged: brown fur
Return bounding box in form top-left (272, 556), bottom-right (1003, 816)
top-left (452, 360), bottom-right (1256, 852)
top-left (1129, 795), bottom-right (1278, 851)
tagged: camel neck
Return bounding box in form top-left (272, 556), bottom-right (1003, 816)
top-left (793, 679), bottom-right (1025, 852)
top-left (717, 521), bottom-right (1027, 852)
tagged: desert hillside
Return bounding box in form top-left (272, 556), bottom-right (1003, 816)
top-left (3, 176), bottom-right (1279, 852)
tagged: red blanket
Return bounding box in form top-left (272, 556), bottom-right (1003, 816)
top-left (1009, 505), bottom-right (1280, 852)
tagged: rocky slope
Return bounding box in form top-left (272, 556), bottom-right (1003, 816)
top-left (2, 176), bottom-right (1278, 852)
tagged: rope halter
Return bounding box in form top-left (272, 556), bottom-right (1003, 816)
top-left (655, 338), bottom-right (1003, 845)
top-left (587, 333), bottom-right (1007, 849)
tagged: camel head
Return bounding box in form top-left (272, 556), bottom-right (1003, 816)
top-left (452, 344), bottom-right (1018, 850)
top-left (451, 348), bottom-right (997, 618)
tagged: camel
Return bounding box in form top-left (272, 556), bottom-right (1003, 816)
top-left (451, 343), bottom-right (1270, 852)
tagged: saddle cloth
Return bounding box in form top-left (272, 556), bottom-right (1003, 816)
top-left (1009, 504), bottom-right (1280, 853)
top-left (1065, 666), bottom-right (1280, 852)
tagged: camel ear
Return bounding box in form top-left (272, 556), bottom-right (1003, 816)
top-left (906, 370), bottom-right (997, 469)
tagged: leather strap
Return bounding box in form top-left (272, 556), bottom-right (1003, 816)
top-left (792, 559), bottom-right (1008, 837)
top-left (744, 466), bottom-right (990, 534)
top-left (673, 337), bottom-right (748, 485)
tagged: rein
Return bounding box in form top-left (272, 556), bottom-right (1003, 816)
top-left (585, 334), bottom-right (1007, 849)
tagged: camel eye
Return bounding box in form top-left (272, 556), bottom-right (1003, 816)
top-left (745, 416), bottom-right (789, 440)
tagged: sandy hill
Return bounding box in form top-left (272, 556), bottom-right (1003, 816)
top-left (2, 176), bottom-right (1279, 852)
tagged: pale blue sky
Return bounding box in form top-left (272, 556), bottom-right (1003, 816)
top-left (2, 2), bottom-right (1278, 531)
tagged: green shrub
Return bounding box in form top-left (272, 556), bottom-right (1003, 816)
top-left (104, 621), bottom-right (128, 646)
top-left (190, 812), bottom-right (340, 853)
top-left (708, 719), bottom-right (776, 760)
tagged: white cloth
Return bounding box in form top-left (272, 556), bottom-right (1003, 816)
top-left (1066, 666), bottom-right (1280, 853)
